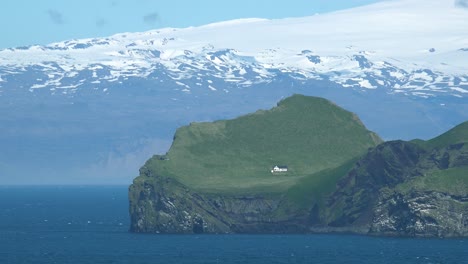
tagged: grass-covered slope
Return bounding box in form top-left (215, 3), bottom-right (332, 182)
top-left (424, 121), bottom-right (468, 149)
top-left (398, 121), bottom-right (468, 195)
top-left (142, 94), bottom-right (382, 193)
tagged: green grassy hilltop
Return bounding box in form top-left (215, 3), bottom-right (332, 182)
top-left (142, 94), bottom-right (382, 193)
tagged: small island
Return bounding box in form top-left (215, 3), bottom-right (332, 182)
top-left (129, 94), bottom-right (468, 237)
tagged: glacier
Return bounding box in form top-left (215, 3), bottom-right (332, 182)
top-left (1, 0), bottom-right (467, 97)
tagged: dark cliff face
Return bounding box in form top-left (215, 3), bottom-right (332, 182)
top-left (371, 190), bottom-right (468, 237)
top-left (129, 166), bottom-right (314, 234)
top-left (325, 141), bottom-right (427, 227)
top-left (324, 141), bottom-right (468, 237)
top-left (129, 166), bottom-right (234, 234)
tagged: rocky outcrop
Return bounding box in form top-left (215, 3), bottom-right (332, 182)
top-left (323, 140), bottom-right (468, 237)
top-left (129, 166), bottom-right (232, 234)
top-left (371, 190), bottom-right (468, 237)
top-left (324, 141), bottom-right (426, 228)
top-left (129, 166), bottom-right (312, 234)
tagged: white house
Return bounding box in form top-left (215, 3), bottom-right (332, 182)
top-left (271, 165), bottom-right (288, 173)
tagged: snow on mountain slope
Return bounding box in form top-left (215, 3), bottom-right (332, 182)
top-left (0, 0), bottom-right (467, 98)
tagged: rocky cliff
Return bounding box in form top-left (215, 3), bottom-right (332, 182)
top-left (130, 164), bottom-right (318, 234)
top-left (323, 139), bottom-right (468, 237)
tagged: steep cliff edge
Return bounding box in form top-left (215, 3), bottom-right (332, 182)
top-left (324, 123), bottom-right (468, 237)
top-left (129, 168), bottom-right (312, 234)
top-left (129, 95), bottom-right (468, 237)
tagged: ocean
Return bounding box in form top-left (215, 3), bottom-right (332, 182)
top-left (0, 186), bottom-right (467, 264)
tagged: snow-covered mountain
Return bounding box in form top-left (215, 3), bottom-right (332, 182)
top-left (1, 0), bottom-right (467, 98)
top-left (1, 0), bottom-right (467, 184)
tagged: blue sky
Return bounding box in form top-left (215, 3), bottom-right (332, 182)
top-left (1, 0), bottom-right (380, 48)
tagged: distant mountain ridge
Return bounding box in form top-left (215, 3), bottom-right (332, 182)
top-left (0, 0), bottom-right (467, 98)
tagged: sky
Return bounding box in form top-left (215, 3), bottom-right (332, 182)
top-left (1, 0), bottom-right (382, 49)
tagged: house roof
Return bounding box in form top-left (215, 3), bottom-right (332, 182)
top-left (274, 165), bottom-right (288, 169)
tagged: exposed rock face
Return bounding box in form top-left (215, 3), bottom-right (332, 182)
top-left (129, 166), bottom-right (231, 234)
top-left (324, 141), bottom-right (468, 237)
top-left (129, 166), bottom-right (310, 234)
top-left (325, 141), bottom-right (425, 228)
top-left (371, 190), bottom-right (468, 237)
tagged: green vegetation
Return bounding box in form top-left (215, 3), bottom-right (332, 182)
top-left (397, 166), bottom-right (468, 196)
top-left (284, 158), bottom-right (358, 209)
top-left (143, 94), bottom-right (381, 193)
top-left (402, 122), bottom-right (468, 195)
top-left (423, 121), bottom-right (468, 149)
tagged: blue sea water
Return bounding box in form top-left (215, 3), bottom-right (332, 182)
top-left (0, 186), bottom-right (467, 264)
